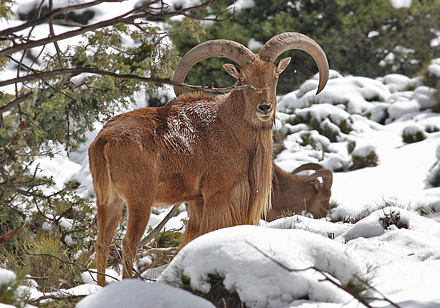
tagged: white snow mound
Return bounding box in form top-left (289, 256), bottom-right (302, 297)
top-left (75, 279), bottom-right (215, 308)
top-left (158, 225), bottom-right (369, 308)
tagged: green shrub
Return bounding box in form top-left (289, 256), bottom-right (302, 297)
top-left (0, 228), bottom-right (90, 293)
top-left (0, 270), bottom-right (28, 308)
top-left (171, 0), bottom-right (440, 94)
top-left (402, 125), bottom-right (427, 144)
top-left (347, 140), bottom-right (356, 154)
top-left (299, 131), bottom-right (329, 152)
top-left (349, 146), bottom-right (379, 170)
top-left (182, 274), bottom-right (247, 308)
top-left (379, 209), bottom-right (409, 230)
top-left (429, 168), bottom-right (440, 187)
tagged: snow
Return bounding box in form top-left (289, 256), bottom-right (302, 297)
top-left (428, 58), bottom-right (440, 78)
top-left (337, 207), bottom-right (440, 242)
top-left (76, 279), bottom-right (215, 308)
top-left (382, 73), bottom-right (412, 92)
top-left (158, 225), bottom-right (369, 307)
top-left (0, 268), bottom-right (16, 285)
top-left (402, 123), bottom-right (426, 138)
top-left (248, 38), bottom-right (263, 50)
top-left (279, 72), bottom-right (391, 114)
top-left (228, 0), bottom-right (255, 11)
top-left (2, 61), bottom-right (440, 306)
top-left (389, 0), bottom-right (412, 9)
top-left (264, 215), bottom-right (351, 241)
top-left (351, 144), bottom-right (377, 158)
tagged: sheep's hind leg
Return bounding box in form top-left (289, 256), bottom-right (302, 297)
top-left (95, 195), bottom-right (124, 286)
top-left (121, 195), bottom-right (153, 279)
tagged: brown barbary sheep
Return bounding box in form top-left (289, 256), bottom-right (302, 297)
top-left (268, 163), bottom-right (333, 221)
top-left (88, 32), bottom-right (329, 285)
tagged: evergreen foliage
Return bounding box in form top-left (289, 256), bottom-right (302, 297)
top-left (170, 0), bottom-right (440, 94)
top-left (0, 1), bottom-right (204, 303)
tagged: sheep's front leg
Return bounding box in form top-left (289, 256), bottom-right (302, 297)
top-left (199, 184), bottom-right (251, 237)
top-left (181, 199), bottom-right (204, 247)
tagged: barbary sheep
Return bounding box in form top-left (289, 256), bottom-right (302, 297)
top-left (89, 32), bottom-right (328, 285)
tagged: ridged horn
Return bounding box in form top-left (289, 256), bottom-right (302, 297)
top-left (258, 32), bottom-right (329, 94)
top-left (173, 40), bottom-right (256, 96)
top-left (299, 169), bottom-right (333, 190)
top-left (291, 163), bottom-right (325, 175)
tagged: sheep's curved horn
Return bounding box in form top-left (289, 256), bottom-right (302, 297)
top-left (258, 32), bottom-right (329, 94)
top-left (173, 40), bottom-right (256, 96)
top-left (291, 163), bottom-right (325, 175)
top-left (299, 169), bottom-right (333, 190)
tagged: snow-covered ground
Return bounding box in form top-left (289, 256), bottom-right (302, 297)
top-left (4, 64), bottom-right (439, 308)
top-left (1, 0), bottom-right (440, 307)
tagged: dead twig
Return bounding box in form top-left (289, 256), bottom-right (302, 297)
top-left (0, 0), bottom-right (218, 58)
top-left (138, 205), bottom-right (180, 248)
top-left (137, 246), bottom-right (178, 258)
top-left (0, 225), bottom-right (24, 247)
top-left (245, 240), bottom-right (392, 308)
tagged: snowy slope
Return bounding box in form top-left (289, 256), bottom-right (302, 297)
top-left (39, 67), bottom-right (440, 308)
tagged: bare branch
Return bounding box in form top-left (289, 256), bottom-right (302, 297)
top-left (137, 246), bottom-right (178, 258)
top-left (0, 92), bottom-right (32, 114)
top-left (0, 182), bottom-right (47, 199)
top-left (0, 68), bottom-right (269, 114)
top-left (0, 1), bottom-right (218, 58)
top-left (245, 241), bottom-right (375, 308)
top-left (48, 0), bottom-right (64, 69)
top-left (138, 204), bottom-right (180, 248)
top-left (248, 241), bottom-right (404, 308)
top-left (0, 225), bottom-right (24, 247)
top-left (0, 0), bottom-right (121, 37)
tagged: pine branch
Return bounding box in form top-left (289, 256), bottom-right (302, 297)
top-left (0, 0), bottom-right (218, 58)
top-left (0, 0), bottom-right (119, 37)
top-left (0, 69), bottom-right (268, 115)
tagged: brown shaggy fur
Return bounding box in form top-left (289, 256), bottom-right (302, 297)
top-left (89, 58), bottom-right (288, 286)
top-left (268, 163), bottom-right (333, 221)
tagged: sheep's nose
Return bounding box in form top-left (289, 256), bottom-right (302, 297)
top-left (258, 103), bottom-right (272, 113)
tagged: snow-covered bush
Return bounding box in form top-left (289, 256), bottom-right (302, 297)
top-left (423, 58), bottom-right (440, 112)
top-left (427, 145), bottom-right (440, 187)
top-left (159, 225), bottom-right (371, 308)
top-left (402, 124), bottom-right (427, 144)
top-left (349, 145), bottom-right (379, 170)
top-left (0, 268), bottom-right (28, 308)
top-left (337, 206), bottom-right (440, 242)
top-left (298, 131), bottom-right (330, 152)
top-left (429, 168), bottom-right (440, 188)
top-left (291, 104), bottom-right (353, 142)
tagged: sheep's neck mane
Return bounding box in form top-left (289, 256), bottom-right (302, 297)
top-left (219, 89), bottom-right (273, 222)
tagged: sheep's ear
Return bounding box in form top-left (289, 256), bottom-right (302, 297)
top-left (223, 63), bottom-right (240, 79)
top-left (277, 57), bottom-right (291, 75)
top-left (311, 180), bottom-right (322, 192)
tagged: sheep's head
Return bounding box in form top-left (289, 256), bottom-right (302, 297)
top-left (222, 57), bottom-right (290, 125)
top-left (298, 168), bottom-right (333, 217)
top-left (173, 32), bottom-right (329, 127)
